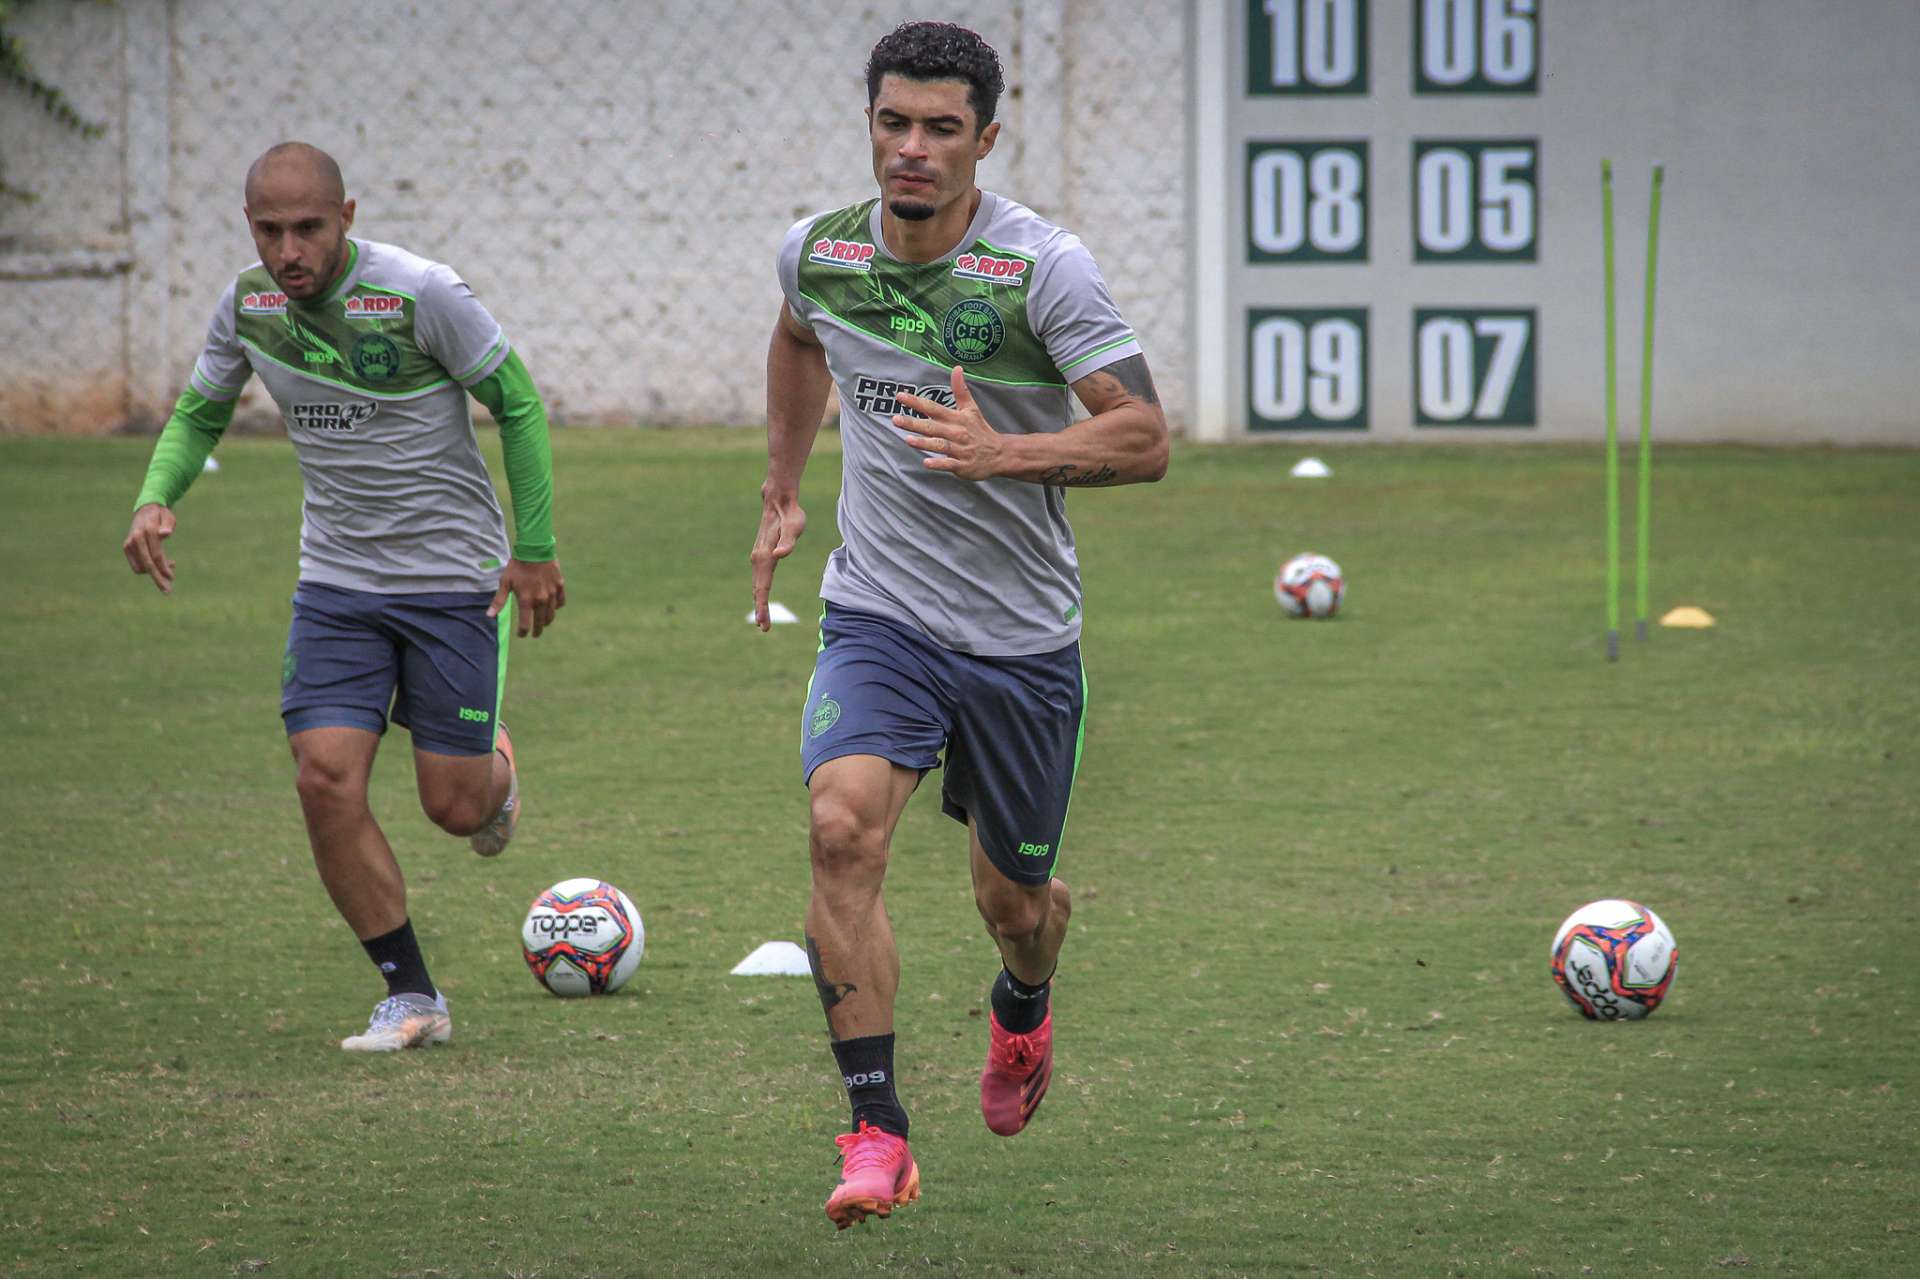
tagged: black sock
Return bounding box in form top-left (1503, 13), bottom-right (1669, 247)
top-left (991, 966), bottom-right (1051, 1034)
top-left (360, 918), bottom-right (435, 999)
top-left (830, 1033), bottom-right (908, 1139)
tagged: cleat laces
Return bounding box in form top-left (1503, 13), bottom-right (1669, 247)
top-left (990, 1027), bottom-right (1045, 1072)
top-left (365, 995), bottom-right (425, 1031)
top-left (835, 1122), bottom-right (902, 1175)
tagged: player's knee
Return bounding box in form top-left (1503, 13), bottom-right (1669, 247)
top-left (808, 794), bottom-right (887, 882)
top-left (976, 879), bottom-right (1051, 943)
top-left (419, 785), bottom-right (487, 836)
top-left (294, 757), bottom-right (365, 816)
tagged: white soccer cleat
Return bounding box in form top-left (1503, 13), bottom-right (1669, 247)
top-left (469, 723), bottom-right (519, 857)
top-left (340, 991), bottom-right (452, 1052)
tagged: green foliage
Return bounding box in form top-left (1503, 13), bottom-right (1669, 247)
top-left (1, 0), bottom-right (107, 204)
top-left (2, 434), bottom-right (1916, 1275)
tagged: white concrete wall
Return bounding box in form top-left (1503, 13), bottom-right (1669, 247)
top-left (3, 1), bottom-right (1913, 444)
top-left (0, 0), bottom-right (135, 433)
top-left (0, 0), bottom-right (1190, 435)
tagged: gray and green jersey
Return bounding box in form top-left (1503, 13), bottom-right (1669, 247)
top-left (779, 191), bottom-right (1142, 656)
top-left (136, 237), bottom-right (556, 594)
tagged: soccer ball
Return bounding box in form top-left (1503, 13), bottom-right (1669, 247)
top-left (1549, 899), bottom-right (1677, 1020)
top-left (521, 878), bottom-right (645, 997)
top-left (1275, 552), bottom-right (1345, 619)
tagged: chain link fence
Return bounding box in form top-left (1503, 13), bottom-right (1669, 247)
top-left (1059, 0), bottom-right (1190, 424)
top-left (3, 0), bottom-right (1189, 431)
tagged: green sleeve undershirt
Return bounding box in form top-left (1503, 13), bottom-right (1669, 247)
top-left (469, 349), bottom-right (558, 563)
top-left (136, 353), bottom-right (558, 562)
top-left (133, 389), bottom-right (236, 510)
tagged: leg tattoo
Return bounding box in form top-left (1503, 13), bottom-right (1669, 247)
top-left (806, 933), bottom-right (858, 1033)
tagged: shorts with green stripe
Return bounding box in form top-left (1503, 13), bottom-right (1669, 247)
top-left (802, 605), bottom-right (1086, 884)
top-left (281, 581), bottom-right (508, 756)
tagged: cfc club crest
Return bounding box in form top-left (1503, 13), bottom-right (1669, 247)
top-left (941, 298), bottom-right (1004, 365)
top-left (351, 332), bottom-right (401, 383)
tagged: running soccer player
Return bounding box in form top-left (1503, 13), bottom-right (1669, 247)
top-left (749, 23), bottom-right (1169, 1228)
top-left (121, 142), bottom-right (565, 1053)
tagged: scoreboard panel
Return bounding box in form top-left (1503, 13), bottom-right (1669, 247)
top-left (1205, 1), bottom-right (1552, 437)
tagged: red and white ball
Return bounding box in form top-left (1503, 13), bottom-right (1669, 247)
top-left (1549, 899), bottom-right (1678, 1020)
top-left (521, 878), bottom-right (645, 997)
top-left (1275, 552), bottom-right (1346, 619)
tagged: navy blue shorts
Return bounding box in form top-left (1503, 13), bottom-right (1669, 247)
top-left (280, 582), bottom-right (509, 757)
top-left (801, 606), bottom-right (1086, 884)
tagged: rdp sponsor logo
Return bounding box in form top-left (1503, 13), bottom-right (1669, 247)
top-left (809, 238), bottom-right (876, 272)
top-left (527, 912), bottom-right (602, 939)
top-left (289, 401), bottom-right (378, 433)
top-left (852, 376), bottom-right (957, 418)
top-left (240, 291), bottom-right (288, 314)
top-left (952, 252), bottom-right (1028, 286)
top-left (344, 294), bottom-right (406, 320)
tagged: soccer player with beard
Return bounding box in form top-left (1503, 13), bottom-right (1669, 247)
top-left (122, 142), bottom-right (565, 1053)
top-left (749, 22), bottom-right (1169, 1228)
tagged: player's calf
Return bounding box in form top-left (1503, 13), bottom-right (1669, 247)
top-left (468, 724), bottom-right (518, 856)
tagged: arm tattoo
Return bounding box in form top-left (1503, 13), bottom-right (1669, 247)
top-left (1040, 462), bottom-right (1119, 487)
top-left (805, 933), bottom-right (858, 1031)
top-left (1099, 354), bottom-right (1160, 406)
top-left (1049, 356), bottom-right (1158, 488)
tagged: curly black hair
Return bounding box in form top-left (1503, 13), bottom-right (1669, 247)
top-left (865, 21), bottom-right (1006, 131)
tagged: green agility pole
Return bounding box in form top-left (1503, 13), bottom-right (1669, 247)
top-left (1636, 165), bottom-right (1665, 642)
top-left (1602, 159), bottom-right (1619, 662)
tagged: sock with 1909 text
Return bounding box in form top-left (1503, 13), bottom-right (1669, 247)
top-left (831, 1033), bottom-right (908, 1139)
top-left (360, 918), bottom-right (436, 999)
top-left (991, 966), bottom-right (1051, 1035)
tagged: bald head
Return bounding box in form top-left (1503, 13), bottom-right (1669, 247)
top-left (245, 141), bottom-right (345, 205)
top-left (242, 142), bottom-right (355, 300)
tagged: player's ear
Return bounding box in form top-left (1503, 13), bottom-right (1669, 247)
top-left (340, 198), bottom-right (356, 233)
top-left (976, 120), bottom-right (999, 162)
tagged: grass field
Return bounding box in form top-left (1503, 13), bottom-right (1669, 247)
top-left (2, 431), bottom-right (1916, 1277)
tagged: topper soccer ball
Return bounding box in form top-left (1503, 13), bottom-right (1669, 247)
top-left (521, 878), bottom-right (645, 997)
top-left (1549, 899), bottom-right (1677, 1020)
top-left (1275, 553), bottom-right (1345, 619)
